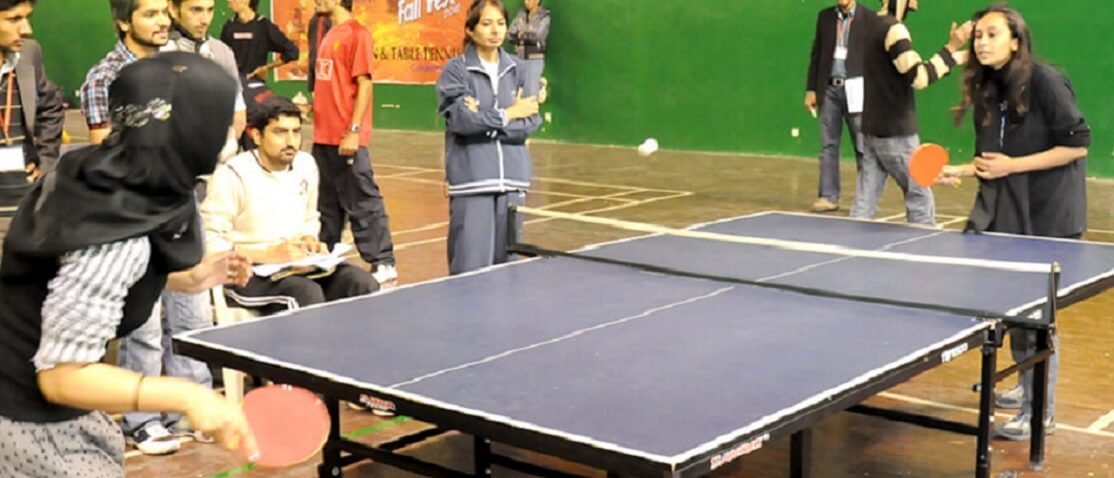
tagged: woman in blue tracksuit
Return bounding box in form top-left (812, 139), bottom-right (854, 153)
top-left (436, 0), bottom-right (541, 275)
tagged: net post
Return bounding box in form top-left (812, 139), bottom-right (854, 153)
top-left (506, 204), bottom-right (522, 256)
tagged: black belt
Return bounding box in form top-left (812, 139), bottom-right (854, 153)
top-left (829, 77), bottom-right (845, 87)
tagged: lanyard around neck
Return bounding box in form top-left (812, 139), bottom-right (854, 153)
top-left (0, 70), bottom-right (15, 146)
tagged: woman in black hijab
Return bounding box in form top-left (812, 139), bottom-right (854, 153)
top-left (0, 52), bottom-right (256, 476)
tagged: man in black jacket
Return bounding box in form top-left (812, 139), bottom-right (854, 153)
top-left (0, 0), bottom-right (64, 216)
top-left (221, 0), bottom-right (299, 83)
top-left (804, 0), bottom-right (873, 213)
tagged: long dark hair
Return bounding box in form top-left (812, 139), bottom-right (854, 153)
top-left (954, 5), bottom-right (1033, 127)
top-left (462, 0), bottom-right (508, 48)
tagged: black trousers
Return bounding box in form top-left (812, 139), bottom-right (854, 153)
top-left (311, 144), bottom-right (395, 266)
top-left (226, 263), bottom-right (378, 315)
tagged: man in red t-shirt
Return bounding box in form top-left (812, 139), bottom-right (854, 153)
top-left (312, 0), bottom-right (396, 284)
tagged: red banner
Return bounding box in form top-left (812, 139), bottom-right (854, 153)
top-left (271, 0), bottom-right (466, 84)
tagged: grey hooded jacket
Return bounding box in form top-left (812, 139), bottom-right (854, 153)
top-left (508, 5), bottom-right (550, 59)
top-left (437, 46), bottom-right (541, 196)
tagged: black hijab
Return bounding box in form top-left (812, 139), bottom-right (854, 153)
top-left (4, 52), bottom-right (237, 271)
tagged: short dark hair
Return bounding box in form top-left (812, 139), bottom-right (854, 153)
top-left (248, 96), bottom-right (302, 132)
top-left (463, 0), bottom-right (508, 48)
top-left (341, 0), bottom-right (353, 11)
top-left (0, 0), bottom-right (35, 12)
top-left (249, 0), bottom-right (260, 11)
top-left (110, 0), bottom-right (153, 39)
top-left (110, 0), bottom-right (140, 24)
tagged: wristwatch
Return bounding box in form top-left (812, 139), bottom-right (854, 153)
top-left (348, 123), bottom-right (361, 133)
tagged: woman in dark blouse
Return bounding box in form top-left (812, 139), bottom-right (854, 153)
top-left (939, 6), bottom-right (1090, 236)
top-left (937, 5), bottom-right (1090, 441)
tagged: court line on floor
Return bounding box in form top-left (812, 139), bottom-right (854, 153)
top-left (389, 192), bottom-right (694, 252)
top-left (374, 174), bottom-right (644, 203)
top-left (879, 212), bottom-right (965, 223)
top-left (1088, 408), bottom-right (1114, 433)
top-left (878, 391), bottom-right (1114, 439)
top-left (390, 190), bottom-right (656, 237)
top-left (375, 163), bottom-right (689, 195)
top-left (377, 169), bottom-right (438, 179)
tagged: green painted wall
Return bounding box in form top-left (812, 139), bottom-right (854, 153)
top-left (33, 1), bottom-right (1114, 175)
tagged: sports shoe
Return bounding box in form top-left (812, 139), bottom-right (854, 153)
top-left (371, 264), bottom-right (398, 285)
top-left (173, 418), bottom-right (215, 444)
top-left (995, 384), bottom-right (1024, 409)
top-left (810, 198), bottom-right (839, 213)
top-left (995, 413), bottom-right (1055, 441)
top-left (346, 401), bottom-right (394, 416)
top-left (127, 423), bottom-right (181, 455)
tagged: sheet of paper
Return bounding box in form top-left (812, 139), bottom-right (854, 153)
top-left (844, 76), bottom-right (864, 114)
top-left (252, 243), bottom-right (354, 277)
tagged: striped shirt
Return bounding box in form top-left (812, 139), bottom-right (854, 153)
top-left (80, 41), bottom-right (137, 128)
top-left (861, 13), bottom-right (968, 137)
top-left (32, 237), bottom-right (151, 371)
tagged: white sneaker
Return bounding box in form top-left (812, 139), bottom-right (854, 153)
top-left (995, 413), bottom-right (1056, 441)
top-left (371, 264), bottom-right (398, 285)
top-left (345, 400), bottom-right (394, 417)
top-left (127, 423), bottom-right (181, 455)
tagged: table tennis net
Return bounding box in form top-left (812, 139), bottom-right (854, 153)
top-left (510, 207), bottom-right (1058, 325)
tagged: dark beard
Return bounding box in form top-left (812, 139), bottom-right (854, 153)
top-left (131, 32), bottom-right (167, 49)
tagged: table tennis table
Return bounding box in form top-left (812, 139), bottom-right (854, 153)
top-left (175, 211), bottom-right (1114, 478)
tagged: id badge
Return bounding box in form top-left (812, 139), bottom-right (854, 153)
top-left (834, 46), bottom-right (848, 61)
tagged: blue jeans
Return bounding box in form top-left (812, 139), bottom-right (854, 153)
top-left (850, 134), bottom-right (935, 225)
top-left (517, 58), bottom-right (545, 97)
top-left (817, 83), bottom-right (863, 202)
top-left (117, 291), bottom-right (213, 434)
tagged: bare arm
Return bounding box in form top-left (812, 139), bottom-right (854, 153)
top-left (165, 251), bottom-right (251, 293)
top-left (33, 239), bottom-right (254, 454)
top-left (338, 75), bottom-right (373, 155)
top-left (351, 75), bottom-right (373, 130)
top-left (38, 364), bottom-right (255, 454)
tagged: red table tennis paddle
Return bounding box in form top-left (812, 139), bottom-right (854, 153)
top-left (239, 384), bottom-right (330, 468)
top-left (909, 143), bottom-right (950, 188)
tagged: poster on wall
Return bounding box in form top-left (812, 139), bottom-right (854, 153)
top-left (271, 0), bottom-right (466, 84)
